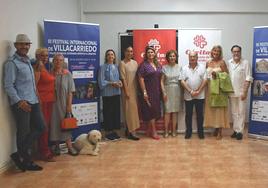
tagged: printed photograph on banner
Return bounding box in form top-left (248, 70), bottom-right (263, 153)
top-left (251, 100), bottom-right (268, 123)
top-left (74, 81), bottom-right (98, 100)
top-left (178, 29), bottom-right (221, 67)
top-left (253, 80), bottom-right (266, 97)
top-left (72, 102), bottom-right (98, 126)
top-left (255, 58), bottom-right (268, 73)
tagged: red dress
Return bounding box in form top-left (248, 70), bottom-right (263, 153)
top-left (37, 68), bottom-right (55, 159)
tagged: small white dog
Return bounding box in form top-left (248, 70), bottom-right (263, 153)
top-left (73, 130), bottom-right (102, 156)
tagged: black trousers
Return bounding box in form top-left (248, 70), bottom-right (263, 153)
top-left (102, 95), bottom-right (121, 132)
top-left (11, 103), bottom-right (45, 163)
top-left (185, 99), bottom-right (204, 136)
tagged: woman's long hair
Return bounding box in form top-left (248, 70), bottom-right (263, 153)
top-left (144, 46), bottom-right (159, 67)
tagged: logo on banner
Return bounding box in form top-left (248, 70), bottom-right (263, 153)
top-left (194, 35), bottom-right (207, 49)
top-left (140, 39), bottom-right (165, 61)
top-left (148, 39), bottom-right (161, 52)
top-left (185, 34), bottom-right (210, 63)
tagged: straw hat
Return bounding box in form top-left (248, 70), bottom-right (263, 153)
top-left (14, 34), bottom-right (32, 44)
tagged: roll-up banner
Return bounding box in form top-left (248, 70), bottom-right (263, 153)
top-left (44, 20), bottom-right (100, 138)
top-left (133, 29), bottom-right (176, 131)
top-left (177, 29), bottom-right (222, 132)
top-left (249, 26), bottom-right (268, 140)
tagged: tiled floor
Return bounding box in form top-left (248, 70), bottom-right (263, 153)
top-left (1, 129), bottom-right (268, 188)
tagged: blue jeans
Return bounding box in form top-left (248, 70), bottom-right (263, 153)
top-left (11, 103), bottom-right (45, 163)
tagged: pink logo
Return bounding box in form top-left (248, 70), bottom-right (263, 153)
top-left (193, 35), bottom-right (207, 49)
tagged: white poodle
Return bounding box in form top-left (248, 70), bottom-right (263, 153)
top-left (73, 130), bottom-right (102, 156)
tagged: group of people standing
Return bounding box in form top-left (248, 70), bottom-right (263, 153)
top-left (99, 44), bottom-right (253, 142)
top-left (4, 33), bottom-right (253, 172)
top-left (4, 34), bottom-right (79, 172)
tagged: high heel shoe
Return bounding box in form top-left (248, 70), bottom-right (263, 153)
top-left (163, 131), bottom-right (169, 138)
top-left (151, 130), bottom-right (160, 140)
top-left (151, 134), bottom-right (160, 140)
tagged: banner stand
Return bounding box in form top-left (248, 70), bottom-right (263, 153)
top-left (44, 20), bottom-right (100, 139)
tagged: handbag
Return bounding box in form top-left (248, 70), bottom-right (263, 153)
top-left (58, 74), bottom-right (78, 131)
top-left (61, 112), bottom-right (78, 131)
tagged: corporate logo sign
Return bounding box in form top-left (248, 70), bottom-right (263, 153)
top-left (133, 29), bottom-right (176, 65)
top-left (178, 29), bottom-right (222, 67)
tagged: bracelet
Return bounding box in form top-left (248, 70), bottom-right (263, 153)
top-left (143, 91), bottom-right (147, 96)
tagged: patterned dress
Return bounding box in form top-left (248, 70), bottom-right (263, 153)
top-left (137, 61), bottom-right (162, 121)
top-left (162, 64), bottom-right (182, 113)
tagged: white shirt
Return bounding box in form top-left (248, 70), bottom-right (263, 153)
top-left (227, 58), bottom-right (253, 97)
top-left (180, 64), bottom-right (207, 101)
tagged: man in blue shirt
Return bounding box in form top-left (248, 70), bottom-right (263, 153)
top-left (4, 34), bottom-right (45, 171)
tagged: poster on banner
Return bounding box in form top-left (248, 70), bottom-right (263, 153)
top-left (249, 26), bottom-right (268, 139)
top-left (178, 29), bottom-right (221, 67)
top-left (133, 29), bottom-right (176, 65)
top-left (44, 20), bottom-right (100, 136)
top-left (72, 102), bottom-right (98, 126)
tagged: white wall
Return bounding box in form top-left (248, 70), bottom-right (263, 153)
top-left (82, 0), bottom-right (268, 128)
top-left (0, 0), bottom-right (81, 171)
top-left (82, 0), bottom-right (268, 62)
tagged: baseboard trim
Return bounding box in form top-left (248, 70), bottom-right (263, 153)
top-left (0, 161), bottom-right (13, 174)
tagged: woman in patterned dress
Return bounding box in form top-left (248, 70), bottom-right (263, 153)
top-left (161, 50), bottom-right (182, 138)
top-left (137, 46), bottom-right (162, 140)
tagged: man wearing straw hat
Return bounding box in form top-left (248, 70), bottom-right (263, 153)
top-left (4, 34), bottom-right (45, 171)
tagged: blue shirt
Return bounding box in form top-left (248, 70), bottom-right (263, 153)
top-left (98, 63), bottom-right (121, 96)
top-left (4, 53), bottom-right (39, 105)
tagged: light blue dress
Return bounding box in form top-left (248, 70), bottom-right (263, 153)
top-left (162, 64), bottom-right (182, 113)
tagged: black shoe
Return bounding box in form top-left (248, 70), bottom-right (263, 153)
top-left (231, 131), bottom-right (237, 138)
top-left (236, 133), bottom-right (243, 140)
top-left (198, 134), bottom-right (205, 139)
top-left (24, 162), bottom-right (43, 171)
top-left (105, 133), bottom-right (120, 141)
top-left (105, 133), bottom-right (117, 141)
top-left (128, 133), bottom-right (140, 141)
top-left (112, 132), bottom-right (121, 140)
top-left (10, 152), bottom-right (26, 172)
top-left (185, 134), bottom-right (191, 139)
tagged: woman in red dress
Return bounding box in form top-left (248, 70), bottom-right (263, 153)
top-left (33, 48), bottom-right (55, 161)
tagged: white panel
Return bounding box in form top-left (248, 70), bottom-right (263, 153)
top-left (82, 0), bottom-right (268, 13)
